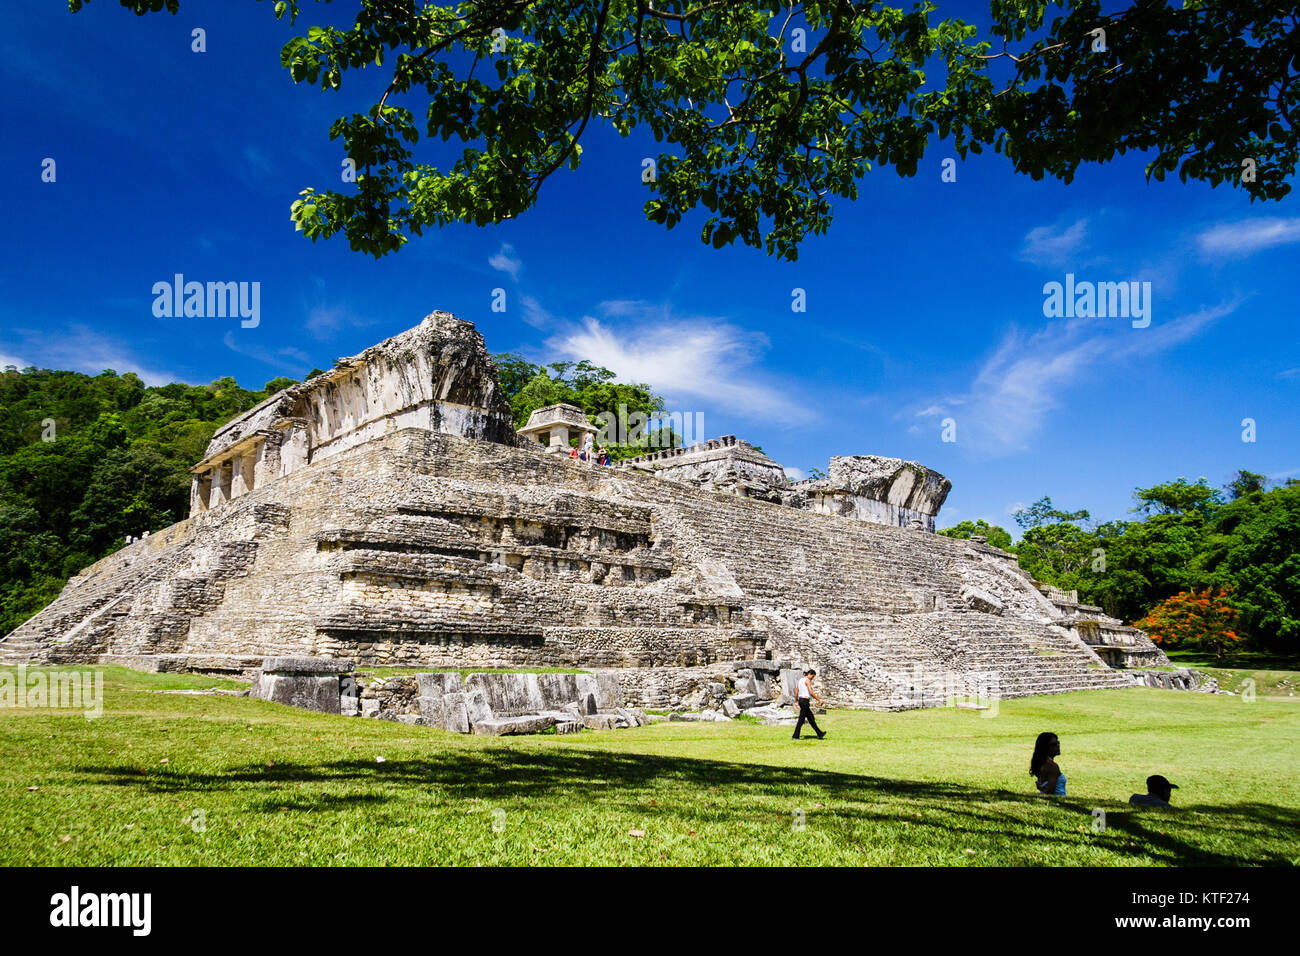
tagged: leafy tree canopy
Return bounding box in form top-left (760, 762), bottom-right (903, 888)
top-left (936, 518), bottom-right (1013, 551)
top-left (492, 353), bottom-right (675, 459)
top-left (0, 367), bottom-right (295, 633)
top-left (70, 0), bottom-right (1299, 259)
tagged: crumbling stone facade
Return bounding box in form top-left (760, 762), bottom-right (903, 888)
top-left (1, 311), bottom-right (1170, 711)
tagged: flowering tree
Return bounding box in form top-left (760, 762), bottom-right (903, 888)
top-left (1135, 587), bottom-right (1242, 662)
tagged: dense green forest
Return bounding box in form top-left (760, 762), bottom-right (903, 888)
top-left (0, 355), bottom-right (672, 635)
top-left (939, 473), bottom-right (1300, 657)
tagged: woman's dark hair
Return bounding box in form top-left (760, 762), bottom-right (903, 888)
top-left (1030, 732), bottom-right (1059, 777)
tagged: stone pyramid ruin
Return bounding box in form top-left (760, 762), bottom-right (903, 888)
top-left (1, 310), bottom-right (1176, 712)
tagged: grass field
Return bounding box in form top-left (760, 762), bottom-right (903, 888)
top-left (2, 666), bottom-right (1298, 866)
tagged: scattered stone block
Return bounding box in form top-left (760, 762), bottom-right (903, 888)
top-left (261, 657), bottom-right (355, 675)
top-left (472, 714), bottom-right (558, 736)
top-left (960, 586), bottom-right (1005, 616)
top-left (417, 672), bottom-right (464, 699)
top-left (465, 688), bottom-right (494, 726)
top-left (259, 674), bottom-right (340, 714)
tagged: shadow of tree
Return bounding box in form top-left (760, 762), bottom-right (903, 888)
top-left (74, 749), bottom-right (1300, 866)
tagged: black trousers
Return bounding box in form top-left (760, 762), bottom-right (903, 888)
top-left (793, 698), bottom-right (823, 738)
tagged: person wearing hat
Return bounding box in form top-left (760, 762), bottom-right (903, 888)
top-left (1129, 775), bottom-right (1179, 809)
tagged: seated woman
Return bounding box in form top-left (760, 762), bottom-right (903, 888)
top-left (1030, 732), bottom-right (1067, 796)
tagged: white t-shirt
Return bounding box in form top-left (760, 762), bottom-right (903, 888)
top-left (798, 677), bottom-right (812, 699)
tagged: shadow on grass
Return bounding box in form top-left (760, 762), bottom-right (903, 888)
top-left (74, 748), bottom-right (1299, 865)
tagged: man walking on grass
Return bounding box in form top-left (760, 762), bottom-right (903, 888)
top-left (792, 669), bottom-right (827, 740)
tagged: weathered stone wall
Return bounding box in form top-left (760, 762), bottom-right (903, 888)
top-left (188, 311), bottom-right (517, 515)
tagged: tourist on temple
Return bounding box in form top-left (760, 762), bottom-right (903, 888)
top-left (1031, 732), bottom-right (1066, 795)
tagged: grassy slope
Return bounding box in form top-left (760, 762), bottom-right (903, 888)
top-left (1, 666), bottom-right (1297, 867)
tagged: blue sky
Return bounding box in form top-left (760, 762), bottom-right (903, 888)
top-left (3, 1), bottom-right (1298, 535)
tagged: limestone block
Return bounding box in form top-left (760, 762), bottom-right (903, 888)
top-left (594, 671), bottom-right (625, 709)
top-left (340, 695), bottom-right (359, 717)
top-left (575, 674), bottom-right (600, 706)
top-left (722, 699), bottom-right (740, 717)
top-left (260, 674), bottom-right (340, 714)
top-left (616, 707), bottom-right (648, 728)
top-left (582, 713), bottom-right (620, 731)
top-left (261, 657), bottom-right (355, 675)
top-left (360, 698), bottom-right (380, 718)
top-left (555, 720), bottom-right (583, 734)
top-left (441, 693), bottom-right (471, 733)
top-left (780, 669), bottom-right (802, 700)
top-left (536, 673), bottom-right (581, 709)
top-left (472, 714), bottom-right (558, 736)
top-left (466, 672), bottom-right (545, 717)
top-left (465, 688), bottom-right (494, 726)
top-left (731, 693), bottom-right (759, 710)
top-left (961, 586), bottom-right (1005, 616)
top-left (417, 672), bottom-right (465, 699)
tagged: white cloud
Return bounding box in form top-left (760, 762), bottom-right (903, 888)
top-left (304, 304), bottom-right (374, 340)
top-left (519, 294), bottom-right (552, 329)
top-left (489, 243), bottom-right (523, 281)
top-left (548, 302), bottom-right (816, 426)
top-left (0, 352), bottom-right (29, 370)
top-left (16, 325), bottom-right (178, 385)
top-left (1197, 217), bottom-right (1300, 257)
top-left (1020, 218), bottom-right (1089, 267)
top-left (911, 303), bottom-right (1234, 455)
top-left (223, 332), bottom-right (314, 377)
top-left (784, 467), bottom-right (806, 481)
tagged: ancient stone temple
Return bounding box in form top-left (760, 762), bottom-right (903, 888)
top-left (0, 310), bottom-right (1172, 710)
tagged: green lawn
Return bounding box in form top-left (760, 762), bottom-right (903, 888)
top-left (2, 666), bottom-right (1298, 866)
top-left (1163, 652), bottom-right (1300, 699)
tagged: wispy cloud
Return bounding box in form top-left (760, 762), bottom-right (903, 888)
top-left (304, 304), bottom-right (375, 340)
top-left (548, 301), bottom-right (816, 426)
top-left (519, 294), bottom-right (552, 329)
top-left (489, 243), bottom-right (523, 281)
top-left (911, 303), bottom-right (1235, 455)
top-left (1020, 218), bottom-right (1089, 267)
top-left (223, 332), bottom-right (314, 377)
top-left (1196, 217), bottom-right (1300, 257)
top-left (10, 325), bottom-right (178, 385)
